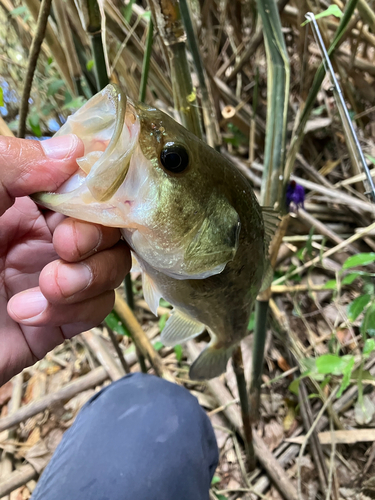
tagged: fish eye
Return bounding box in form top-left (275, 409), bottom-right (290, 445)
top-left (160, 143), bottom-right (189, 173)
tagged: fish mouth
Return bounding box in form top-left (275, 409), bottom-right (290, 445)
top-left (34, 84), bottom-right (140, 207)
top-left (83, 86), bottom-right (140, 202)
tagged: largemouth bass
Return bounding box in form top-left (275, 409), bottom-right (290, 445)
top-left (34, 84), bottom-right (276, 380)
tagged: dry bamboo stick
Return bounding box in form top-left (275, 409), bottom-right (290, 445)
top-left (292, 175), bottom-right (375, 214)
top-left (82, 330), bottom-right (125, 381)
top-left (114, 291), bottom-right (174, 381)
top-left (298, 208), bottom-right (358, 253)
top-left (0, 464), bottom-right (38, 498)
top-left (0, 367), bottom-right (108, 433)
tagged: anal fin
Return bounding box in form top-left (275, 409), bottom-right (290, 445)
top-left (189, 344), bottom-right (235, 380)
top-left (161, 309), bottom-right (205, 347)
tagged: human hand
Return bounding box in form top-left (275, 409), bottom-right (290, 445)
top-left (0, 135), bottom-right (130, 386)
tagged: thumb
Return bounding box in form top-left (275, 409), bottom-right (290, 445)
top-left (0, 135), bottom-right (84, 216)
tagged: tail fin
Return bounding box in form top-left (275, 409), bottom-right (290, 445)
top-left (189, 344), bottom-right (235, 380)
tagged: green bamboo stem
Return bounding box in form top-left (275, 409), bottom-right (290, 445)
top-left (77, 0), bottom-right (108, 90)
top-left (134, 14), bottom-right (155, 373)
top-left (139, 19), bottom-right (154, 103)
top-left (148, 0), bottom-right (203, 139)
top-left (249, 300), bottom-right (269, 423)
top-left (232, 346), bottom-right (256, 470)
top-left (91, 33), bottom-right (108, 90)
top-left (249, 0), bottom-right (290, 427)
top-left (179, 0), bottom-right (219, 147)
top-left (169, 42), bottom-right (203, 138)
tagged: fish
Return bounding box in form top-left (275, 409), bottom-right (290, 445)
top-left (33, 84), bottom-right (277, 380)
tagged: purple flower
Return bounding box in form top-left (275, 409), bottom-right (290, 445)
top-left (286, 181), bottom-right (305, 211)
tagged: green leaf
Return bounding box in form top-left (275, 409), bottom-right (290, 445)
top-left (41, 103), bottom-right (55, 116)
top-left (47, 79), bottom-right (65, 96)
top-left (0, 87), bottom-right (3, 107)
top-left (159, 299), bottom-right (171, 308)
top-left (247, 311), bottom-right (255, 331)
top-left (158, 313), bottom-right (168, 332)
top-left (288, 378), bottom-right (301, 395)
top-left (342, 272), bottom-right (361, 285)
top-left (9, 5), bottom-right (27, 16)
top-left (174, 344), bottom-right (183, 362)
top-left (123, 0), bottom-right (136, 22)
top-left (347, 294), bottom-right (371, 322)
top-left (215, 495), bottom-right (228, 500)
top-left (62, 96), bottom-right (86, 110)
top-left (86, 59), bottom-right (94, 71)
top-left (211, 476), bottom-right (221, 485)
top-left (336, 356), bottom-right (354, 398)
top-left (361, 302), bottom-right (375, 337)
top-left (105, 311), bottom-right (130, 336)
top-left (28, 113), bottom-right (41, 137)
top-left (301, 5), bottom-right (343, 26)
top-left (323, 279), bottom-right (337, 290)
top-left (363, 339), bottom-right (375, 357)
top-left (153, 341), bottom-right (163, 351)
top-left (365, 153), bottom-right (375, 166)
top-left (316, 354), bottom-right (352, 375)
top-left (343, 253), bottom-right (375, 269)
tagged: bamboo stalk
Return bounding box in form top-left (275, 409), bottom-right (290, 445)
top-left (148, 0), bottom-right (203, 139)
top-left (76, 0), bottom-right (107, 90)
top-left (232, 346), bottom-right (255, 470)
top-left (139, 18), bottom-right (154, 103)
top-left (179, 0), bottom-right (220, 147)
top-left (250, 0), bottom-right (290, 426)
top-left (114, 291), bottom-right (173, 381)
top-left (18, 0), bottom-right (53, 138)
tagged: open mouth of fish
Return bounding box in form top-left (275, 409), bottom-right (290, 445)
top-left (33, 85), bottom-right (141, 227)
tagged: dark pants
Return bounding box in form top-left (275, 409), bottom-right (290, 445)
top-left (31, 373), bottom-right (218, 500)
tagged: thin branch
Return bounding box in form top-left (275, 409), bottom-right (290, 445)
top-left (18, 0), bottom-right (53, 138)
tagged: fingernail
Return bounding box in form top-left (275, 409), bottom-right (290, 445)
top-left (74, 221), bottom-right (102, 257)
top-left (41, 135), bottom-right (79, 160)
top-left (57, 262), bottom-right (92, 298)
top-left (9, 290), bottom-right (48, 320)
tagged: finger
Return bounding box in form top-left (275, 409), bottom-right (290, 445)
top-left (53, 218), bottom-right (123, 262)
top-left (0, 135), bottom-right (84, 215)
top-left (39, 242), bottom-right (130, 304)
top-left (7, 289), bottom-right (115, 328)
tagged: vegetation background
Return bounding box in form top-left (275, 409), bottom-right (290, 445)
top-left (1, 0), bottom-right (375, 499)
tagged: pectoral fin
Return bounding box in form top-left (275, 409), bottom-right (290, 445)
top-left (142, 272), bottom-right (162, 316)
top-left (161, 309), bottom-right (205, 347)
top-left (184, 194), bottom-right (241, 277)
